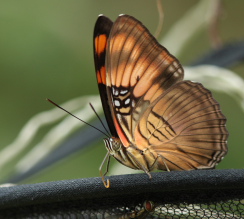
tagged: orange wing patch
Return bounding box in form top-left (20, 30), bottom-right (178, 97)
top-left (96, 66), bottom-right (106, 84)
top-left (95, 34), bottom-right (108, 85)
top-left (114, 116), bottom-right (130, 147)
top-left (95, 34), bottom-right (107, 57)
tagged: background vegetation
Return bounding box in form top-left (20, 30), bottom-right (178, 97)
top-left (0, 0), bottom-right (243, 184)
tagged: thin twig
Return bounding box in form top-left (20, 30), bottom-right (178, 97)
top-left (154, 0), bottom-right (164, 39)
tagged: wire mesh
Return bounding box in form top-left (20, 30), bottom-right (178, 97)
top-left (0, 169), bottom-right (244, 218)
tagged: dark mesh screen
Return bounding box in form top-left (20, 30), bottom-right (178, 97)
top-left (0, 169), bottom-right (244, 218)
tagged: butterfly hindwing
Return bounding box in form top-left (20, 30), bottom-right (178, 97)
top-left (134, 80), bottom-right (228, 170)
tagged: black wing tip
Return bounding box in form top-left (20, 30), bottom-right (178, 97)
top-left (96, 14), bottom-right (111, 23)
top-left (94, 15), bottom-right (113, 37)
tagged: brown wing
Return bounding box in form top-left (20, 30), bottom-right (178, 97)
top-left (105, 15), bottom-right (184, 146)
top-left (134, 81), bottom-right (228, 170)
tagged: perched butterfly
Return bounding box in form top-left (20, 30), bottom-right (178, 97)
top-left (93, 14), bottom-right (228, 188)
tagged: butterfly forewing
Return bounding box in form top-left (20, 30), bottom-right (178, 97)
top-left (106, 15), bottom-right (184, 144)
top-left (94, 15), bottom-right (119, 137)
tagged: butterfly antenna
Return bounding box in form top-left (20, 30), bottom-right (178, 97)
top-left (47, 99), bottom-right (110, 138)
top-left (89, 103), bottom-right (111, 137)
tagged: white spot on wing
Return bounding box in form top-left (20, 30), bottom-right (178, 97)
top-left (114, 100), bottom-right (120, 107)
top-left (120, 89), bottom-right (128, 95)
top-left (124, 98), bottom-right (130, 105)
top-left (114, 89), bottom-right (119, 96)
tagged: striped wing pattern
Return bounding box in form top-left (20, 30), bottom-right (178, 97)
top-left (135, 81), bottom-right (228, 170)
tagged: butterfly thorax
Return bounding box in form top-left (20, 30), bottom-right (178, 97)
top-left (103, 137), bottom-right (122, 156)
top-left (103, 137), bottom-right (139, 169)
top-left (103, 137), bottom-right (158, 172)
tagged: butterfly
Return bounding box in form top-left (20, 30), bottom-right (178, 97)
top-left (93, 14), bottom-right (228, 188)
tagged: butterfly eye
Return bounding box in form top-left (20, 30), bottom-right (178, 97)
top-left (104, 138), bottom-right (122, 154)
top-left (111, 138), bottom-right (122, 151)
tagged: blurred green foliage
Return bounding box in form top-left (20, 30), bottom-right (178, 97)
top-left (0, 0), bottom-right (244, 184)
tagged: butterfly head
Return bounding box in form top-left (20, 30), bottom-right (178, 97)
top-left (103, 137), bottom-right (122, 155)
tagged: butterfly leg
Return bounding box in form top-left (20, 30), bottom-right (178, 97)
top-left (160, 155), bottom-right (171, 172)
top-left (99, 151), bottom-right (111, 188)
top-left (145, 171), bottom-right (152, 179)
top-left (126, 147), bottom-right (152, 179)
top-left (150, 155), bottom-right (170, 172)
